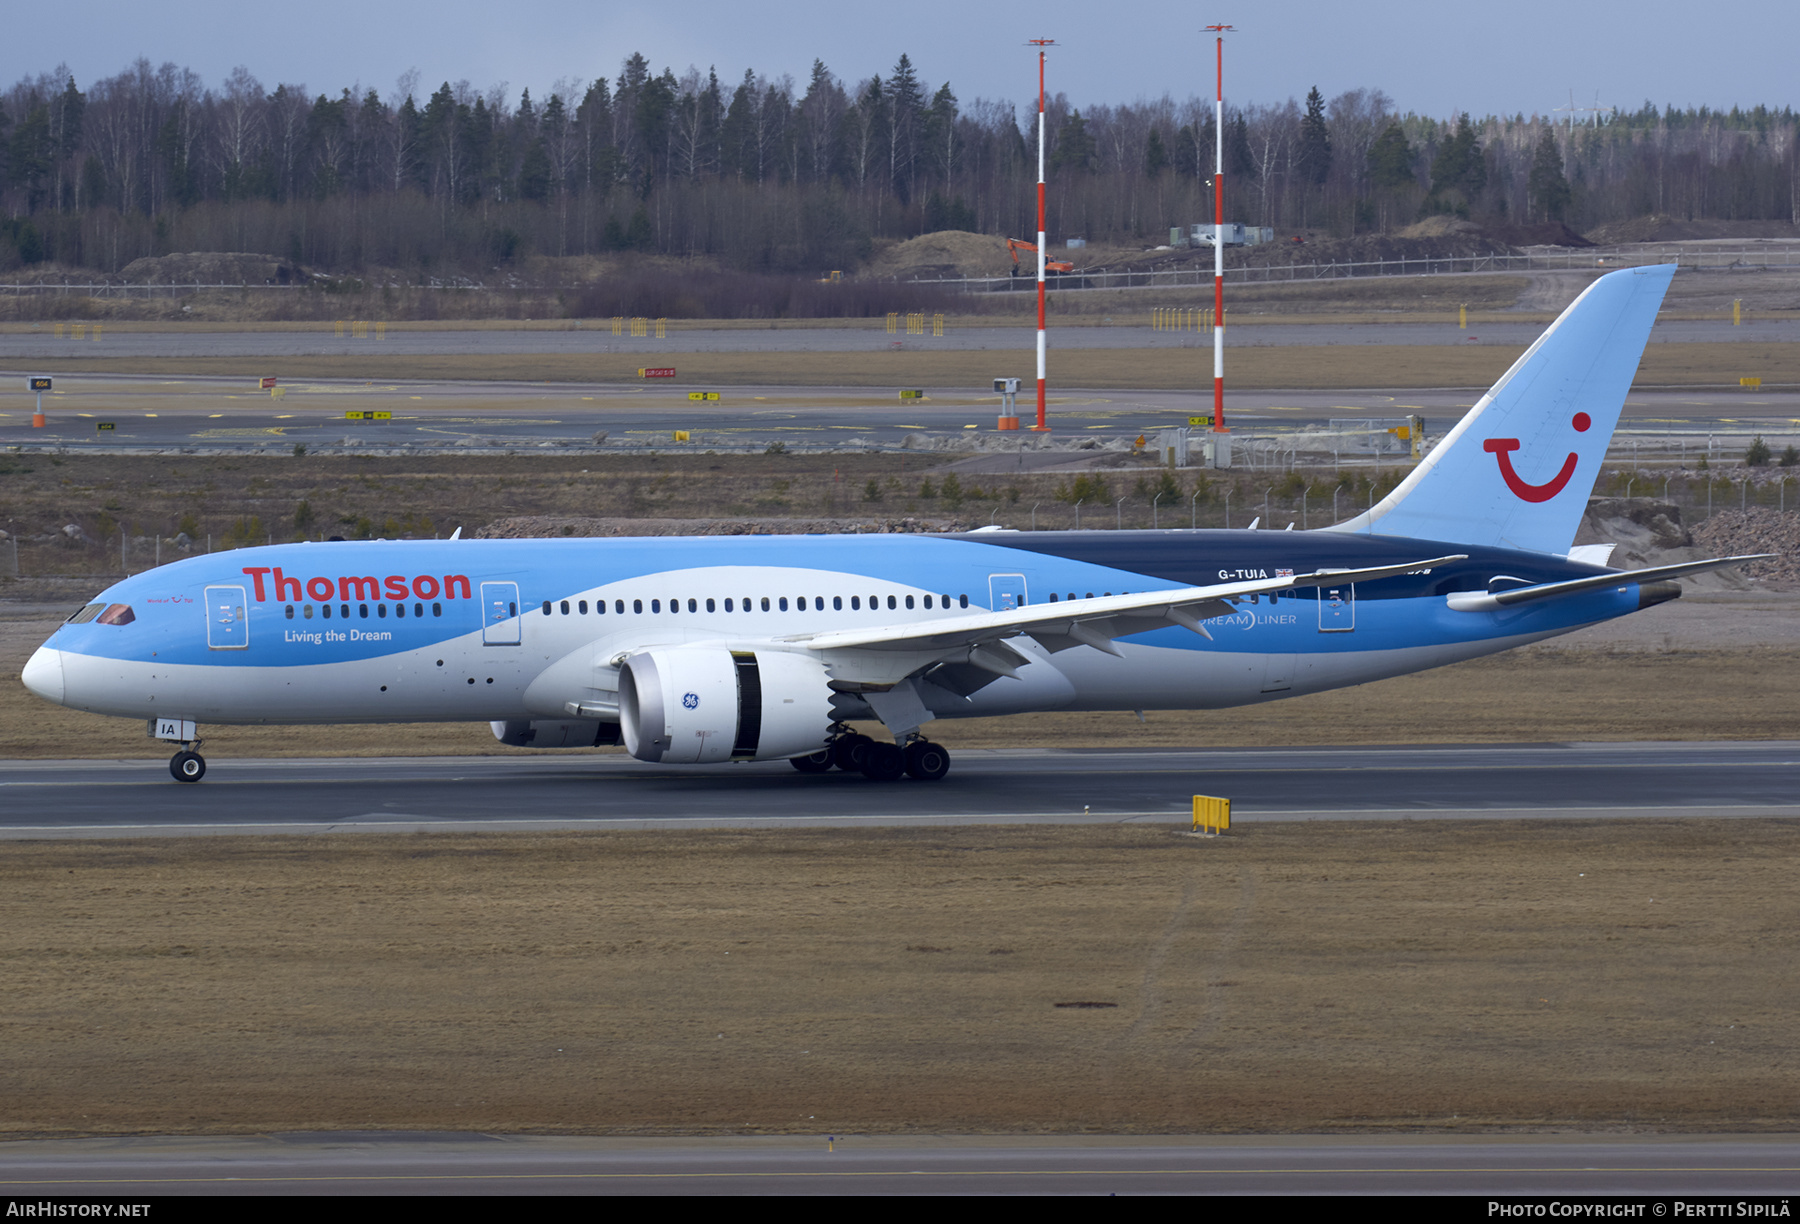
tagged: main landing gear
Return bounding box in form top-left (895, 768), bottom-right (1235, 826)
top-left (169, 747), bottom-right (206, 783)
top-left (789, 730), bottom-right (951, 782)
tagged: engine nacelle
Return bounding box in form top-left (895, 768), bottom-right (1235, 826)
top-left (618, 648), bottom-right (833, 764)
top-left (489, 719), bottom-right (620, 748)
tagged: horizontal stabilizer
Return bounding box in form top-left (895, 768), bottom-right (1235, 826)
top-left (1445, 555), bottom-right (1772, 612)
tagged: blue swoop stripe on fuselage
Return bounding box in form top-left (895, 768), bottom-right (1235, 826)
top-left (46, 530), bottom-right (1619, 670)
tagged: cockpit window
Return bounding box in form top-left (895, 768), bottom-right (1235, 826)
top-left (96, 603), bottom-right (136, 626)
top-left (67, 603), bottom-right (105, 624)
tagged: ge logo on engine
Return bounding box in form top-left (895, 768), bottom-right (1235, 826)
top-left (682, 692), bottom-right (700, 709)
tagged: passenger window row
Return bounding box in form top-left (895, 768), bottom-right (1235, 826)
top-left (285, 602), bottom-right (443, 620)
top-left (540, 593), bottom-right (974, 616)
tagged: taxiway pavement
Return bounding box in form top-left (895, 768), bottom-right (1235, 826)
top-left (5, 741), bottom-right (1796, 838)
top-left (0, 1132), bottom-right (1794, 1195)
top-left (1, 375), bottom-right (1793, 455)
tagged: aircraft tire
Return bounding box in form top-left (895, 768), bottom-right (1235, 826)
top-left (831, 734), bottom-right (872, 772)
top-left (860, 742), bottom-right (906, 782)
top-left (903, 740), bottom-right (951, 781)
top-left (790, 748), bottom-right (834, 774)
top-left (170, 751), bottom-right (206, 784)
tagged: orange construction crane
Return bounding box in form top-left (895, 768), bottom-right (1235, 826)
top-left (1006, 238), bottom-right (1072, 277)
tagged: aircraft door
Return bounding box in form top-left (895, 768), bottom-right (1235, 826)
top-left (204, 585), bottom-right (249, 650)
top-left (1318, 582), bottom-right (1355, 632)
top-left (481, 581), bottom-right (522, 645)
top-left (988, 573), bottom-right (1028, 611)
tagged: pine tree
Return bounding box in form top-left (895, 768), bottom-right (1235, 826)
top-left (720, 70), bottom-right (758, 179)
top-left (1297, 87), bottom-right (1331, 186)
top-left (1144, 128), bottom-right (1168, 179)
top-left (1367, 122), bottom-right (1414, 190)
top-left (518, 137), bottom-right (551, 200)
top-left (1226, 113), bottom-right (1255, 179)
top-left (887, 53), bottom-right (924, 200)
top-left (925, 82), bottom-right (957, 185)
top-left (576, 79), bottom-right (614, 191)
top-left (1051, 109), bottom-right (1094, 174)
top-left (1428, 114), bottom-right (1486, 212)
top-left (1527, 129), bottom-right (1571, 221)
top-left (846, 75), bottom-right (886, 189)
top-left (796, 59), bottom-right (844, 183)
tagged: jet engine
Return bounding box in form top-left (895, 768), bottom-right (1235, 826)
top-left (618, 648), bottom-right (833, 764)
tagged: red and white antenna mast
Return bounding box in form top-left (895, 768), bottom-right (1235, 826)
top-left (1205, 23), bottom-right (1232, 435)
top-left (1029, 38), bottom-right (1056, 432)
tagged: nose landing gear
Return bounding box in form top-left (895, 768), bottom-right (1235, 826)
top-left (151, 719), bottom-right (207, 783)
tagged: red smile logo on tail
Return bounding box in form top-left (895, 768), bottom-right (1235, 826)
top-left (1483, 412), bottom-right (1591, 503)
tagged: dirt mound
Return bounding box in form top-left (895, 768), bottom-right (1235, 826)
top-left (117, 252), bottom-right (310, 286)
top-left (1397, 216), bottom-right (1481, 239)
top-left (1693, 508), bottom-right (1800, 585)
top-left (1581, 499), bottom-right (1693, 553)
top-left (1584, 215), bottom-right (1800, 244)
top-left (1233, 227), bottom-right (1513, 270)
top-left (1581, 498), bottom-right (1798, 589)
top-left (1481, 220), bottom-right (1594, 248)
top-left (866, 231), bottom-right (1014, 280)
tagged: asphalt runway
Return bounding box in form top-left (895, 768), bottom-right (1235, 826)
top-left (2, 373), bottom-right (1794, 455)
top-left (0, 1132), bottom-right (1794, 1195)
top-left (5, 742), bottom-right (1796, 838)
top-left (2, 318), bottom-right (1793, 362)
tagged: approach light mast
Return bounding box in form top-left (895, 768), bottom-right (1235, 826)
top-left (1205, 23), bottom-right (1233, 436)
top-left (1029, 39), bottom-right (1056, 432)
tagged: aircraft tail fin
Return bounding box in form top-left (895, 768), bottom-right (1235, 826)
top-left (1327, 263), bottom-right (1675, 555)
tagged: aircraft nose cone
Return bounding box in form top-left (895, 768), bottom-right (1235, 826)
top-left (21, 646), bottom-right (65, 706)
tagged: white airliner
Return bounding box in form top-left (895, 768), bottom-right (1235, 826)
top-left (20, 264), bottom-right (1761, 782)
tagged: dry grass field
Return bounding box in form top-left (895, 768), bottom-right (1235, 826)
top-left (2, 820), bottom-right (1796, 1137)
top-left (25, 340), bottom-right (1800, 390)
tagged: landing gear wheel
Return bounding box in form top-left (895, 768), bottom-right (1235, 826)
top-left (903, 740), bottom-right (951, 781)
top-left (170, 750), bottom-right (206, 783)
top-left (790, 748), bottom-right (834, 774)
top-left (860, 741), bottom-right (906, 782)
top-left (831, 733), bottom-right (873, 773)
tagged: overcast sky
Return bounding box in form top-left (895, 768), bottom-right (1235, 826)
top-left (6, 0), bottom-right (1796, 121)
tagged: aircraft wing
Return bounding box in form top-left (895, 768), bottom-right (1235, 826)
top-left (1444, 555), bottom-right (1772, 612)
top-left (784, 554), bottom-right (1464, 689)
